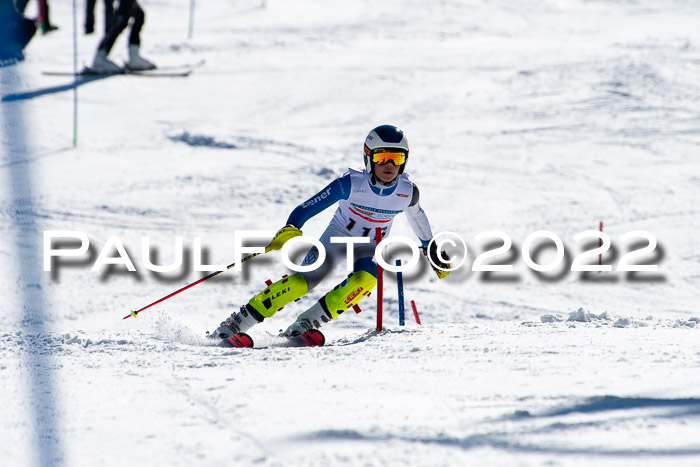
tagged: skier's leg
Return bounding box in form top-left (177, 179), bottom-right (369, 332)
top-left (104, 0), bottom-right (115, 34)
top-left (213, 243), bottom-right (328, 338)
top-left (323, 258), bottom-right (377, 317)
top-left (213, 272), bottom-right (309, 338)
top-left (282, 256), bottom-right (377, 337)
top-left (85, 0), bottom-right (97, 34)
top-left (126, 2), bottom-right (155, 70)
top-left (127, 1), bottom-right (143, 46)
top-left (247, 272), bottom-right (309, 319)
top-left (96, 0), bottom-right (132, 55)
top-left (213, 226), bottom-right (342, 338)
top-left (39, 0), bottom-right (58, 33)
top-left (91, 0), bottom-right (132, 72)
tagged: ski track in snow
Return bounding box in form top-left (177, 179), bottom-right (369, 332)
top-left (2, 0), bottom-right (700, 465)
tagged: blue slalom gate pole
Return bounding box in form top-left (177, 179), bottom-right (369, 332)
top-left (396, 259), bottom-right (405, 326)
top-left (72, 0), bottom-right (78, 146)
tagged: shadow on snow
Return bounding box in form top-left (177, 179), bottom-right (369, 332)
top-left (290, 396), bottom-right (700, 457)
top-left (1, 74), bottom-right (113, 102)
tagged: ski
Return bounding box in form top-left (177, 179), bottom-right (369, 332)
top-left (43, 67), bottom-right (191, 78)
top-left (219, 332), bottom-right (254, 348)
top-left (123, 67), bottom-right (192, 77)
top-left (153, 59), bottom-right (205, 72)
top-left (286, 329), bottom-right (325, 347)
top-left (48, 59), bottom-right (204, 76)
top-left (210, 329), bottom-right (324, 349)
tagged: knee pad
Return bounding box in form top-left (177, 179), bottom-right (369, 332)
top-left (322, 270), bottom-right (377, 319)
top-left (247, 273), bottom-right (308, 318)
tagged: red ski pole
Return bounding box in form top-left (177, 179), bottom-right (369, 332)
top-left (124, 250), bottom-right (263, 320)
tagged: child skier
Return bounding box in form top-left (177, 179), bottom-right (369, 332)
top-left (213, 125), bottom-right (449, 341)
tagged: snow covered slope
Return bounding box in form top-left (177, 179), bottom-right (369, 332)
top-left (1, 0), bottom-right (699, 465)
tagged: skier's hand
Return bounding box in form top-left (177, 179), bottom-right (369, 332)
top-left (422, 242), bottom-right (450, 279)
top-left (266, 224), bottom-right (302, 252)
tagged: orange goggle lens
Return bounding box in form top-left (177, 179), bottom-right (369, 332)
top-left (371, 149), bottom-right (407, 166)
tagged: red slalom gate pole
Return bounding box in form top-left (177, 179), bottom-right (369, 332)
top-left (375, 227), bottom-right (383, 332)
top-left (410, 300), bottom-right (421, 325)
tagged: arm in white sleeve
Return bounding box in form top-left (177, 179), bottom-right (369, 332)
top-left (404, 184), bottom-right (433, 247)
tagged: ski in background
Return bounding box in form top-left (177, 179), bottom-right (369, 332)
top-left (43, 67), bottom-right (191, 77)
top-left (42, 59), bottom-right (205, 78)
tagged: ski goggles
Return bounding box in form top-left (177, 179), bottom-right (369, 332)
top-left (370, 148), bottom-right (407, 166)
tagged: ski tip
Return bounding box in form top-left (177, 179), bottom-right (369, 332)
top-left (221, 332), bottom-right (254, 348)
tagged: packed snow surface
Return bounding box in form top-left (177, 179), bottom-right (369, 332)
top-left (1, 0), bottom-right (699, 465)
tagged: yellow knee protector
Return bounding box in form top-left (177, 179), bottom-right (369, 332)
top-left (323, 270), bottom-right (377, 319)
top-left (247, 273), bottom-right (308, 318)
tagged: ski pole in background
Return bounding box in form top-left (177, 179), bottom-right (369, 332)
top-left (376, 227), bottom-right (383, 331)
top-left (396, 259), bottom-right (405, 326)
top-left (188, 0), bottom-right (195, 39)
top-left (599, 220), bottom-right (604, 267)
top-left (72, 0), bottom-right (78, 146)
top-left (39, 0), bottom-right (47, 33)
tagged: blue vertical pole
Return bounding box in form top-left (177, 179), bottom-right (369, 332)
top-left (73, 0), bottom-right (78, 146)
top-left (396, 259), bottom-right (405, 326)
